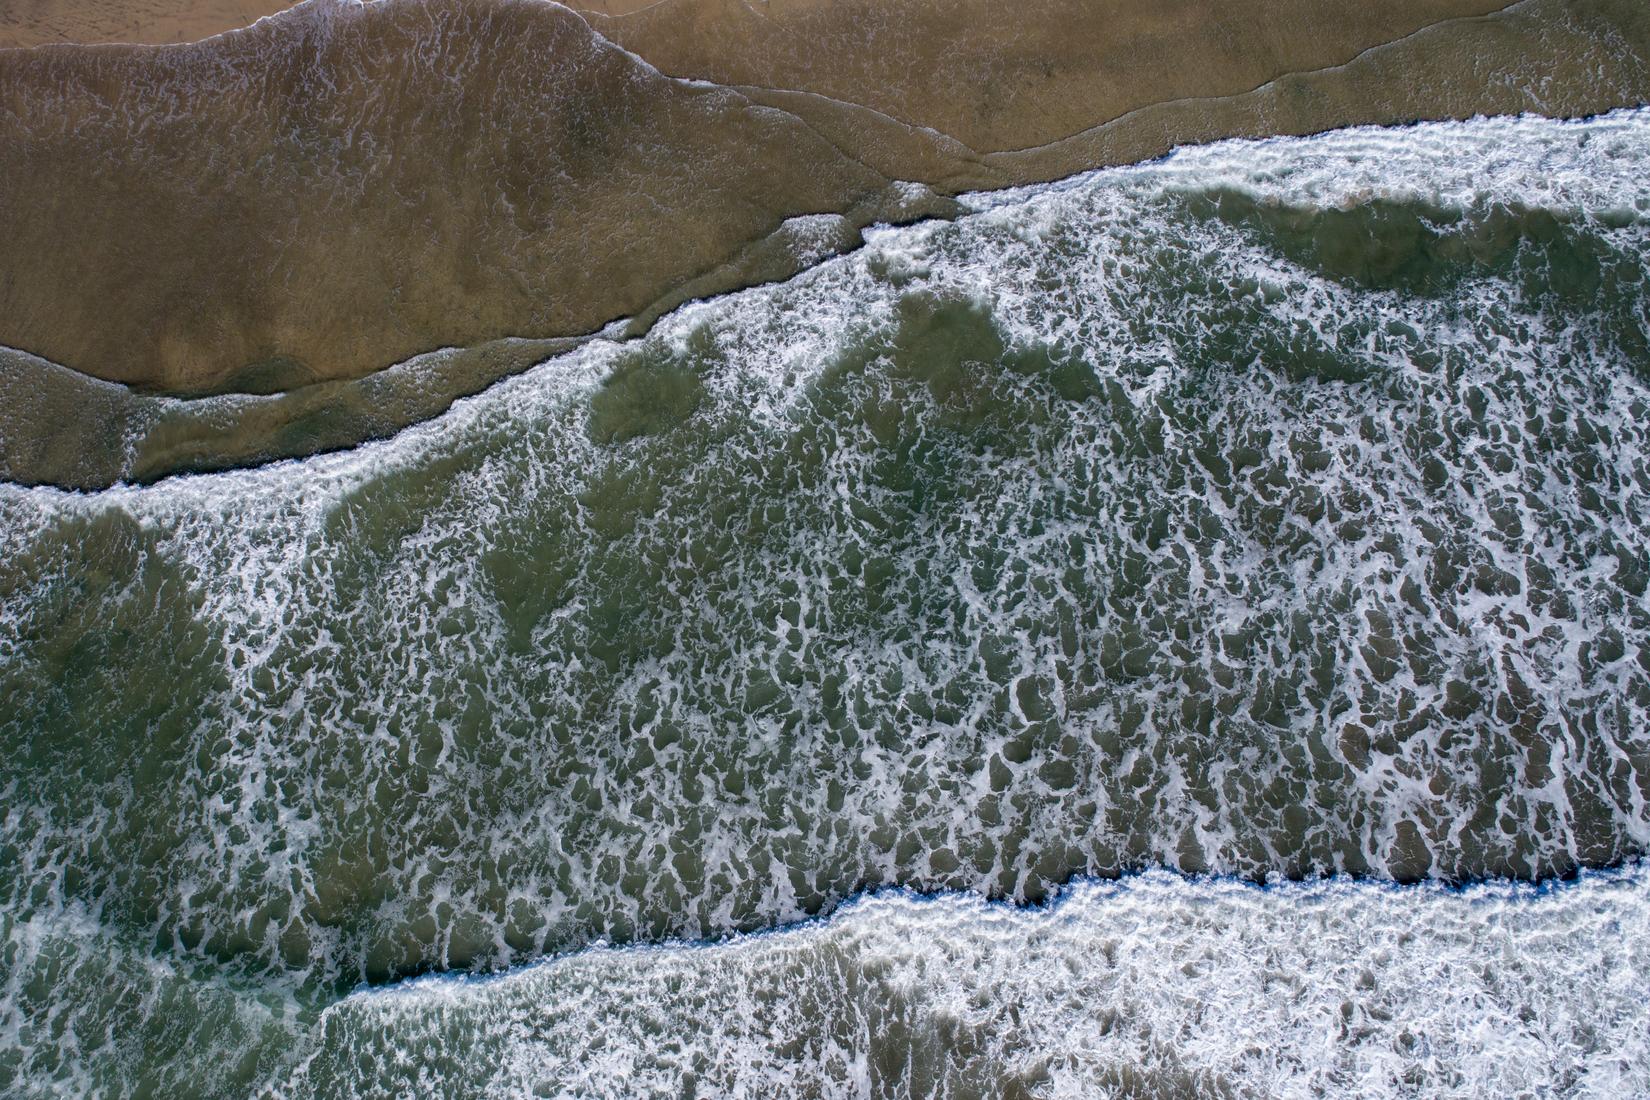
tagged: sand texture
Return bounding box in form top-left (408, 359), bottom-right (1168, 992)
top-left (576, 0), bottom-right (1521, 152)
top-left (0, 0), bottom-right (289, 48)
top-left (0, 0), bottom-right (1647, 486)
top-left (0, 0), bottom-right (922, 394)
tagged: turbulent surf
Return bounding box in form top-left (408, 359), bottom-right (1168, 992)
top-left (2, 109), bottom-right (1648, 1096)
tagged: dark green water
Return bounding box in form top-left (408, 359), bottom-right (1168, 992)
top-left (2, 110), bottom-right (1649, 1096)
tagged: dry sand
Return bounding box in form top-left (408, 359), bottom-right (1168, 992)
top-left (0, 0), bottom-right (1647, 486)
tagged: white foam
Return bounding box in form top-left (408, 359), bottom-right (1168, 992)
top-left (273, 865), bottom-right (1650, 1098)
top-left (965, 108), bottom-right (1650, 221)
top-left (1, 107), bottom-right (1648, 1058)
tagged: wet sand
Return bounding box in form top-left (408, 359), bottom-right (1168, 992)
top-left (0, 0), bottom-right (288, 48)
top-left (0, 0), bottom-right (927, 392)
top-left (578, 0), bottom-right (1519, 151)
top-left (1, 0), bottom-right (1647, 486)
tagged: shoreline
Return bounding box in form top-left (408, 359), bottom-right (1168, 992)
top-left (4, 90), bottom-right (1648, 1096)
top-left (5, 101), bottom-right (1646, 493)
top-left (0, 0), bottom-right (1647, 487)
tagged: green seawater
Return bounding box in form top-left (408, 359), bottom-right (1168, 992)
top-left (2, 111), bottom-right (1649, 1097)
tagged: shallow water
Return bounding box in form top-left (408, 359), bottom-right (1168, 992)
top-left (285, 868), bottom-right (1650, 1099)
top-left (2, 109), bottom-right (1649, 1095)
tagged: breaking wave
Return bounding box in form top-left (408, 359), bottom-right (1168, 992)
top-left (2, 108), bottom-right (1648, 1095)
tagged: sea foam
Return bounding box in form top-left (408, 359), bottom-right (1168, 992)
top-left (277, 865), bottom-right (1650, 1098)
top-left (1, 108), bottom-right (1648, 1096)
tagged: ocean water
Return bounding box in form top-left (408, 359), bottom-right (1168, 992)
top-left (2, 108), bottom-right (1649, 1096)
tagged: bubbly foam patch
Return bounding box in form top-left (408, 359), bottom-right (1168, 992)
top-left (1, 110), bottom-right (1649, 1092)
top-left (277, 865), bottom-right (1650, 1099)
top-left (0, 905), bottom-right (303, 1098)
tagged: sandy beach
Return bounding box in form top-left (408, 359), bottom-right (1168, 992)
top-left (5, 7), bottom-right (1650, 1096)
top-left (0, 0), bottom-right (287, 47)
top-left (0, 0), bottom-right (1646, 485)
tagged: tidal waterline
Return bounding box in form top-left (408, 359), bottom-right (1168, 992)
top-left (3, 109), bottom-right (1650, 1094)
